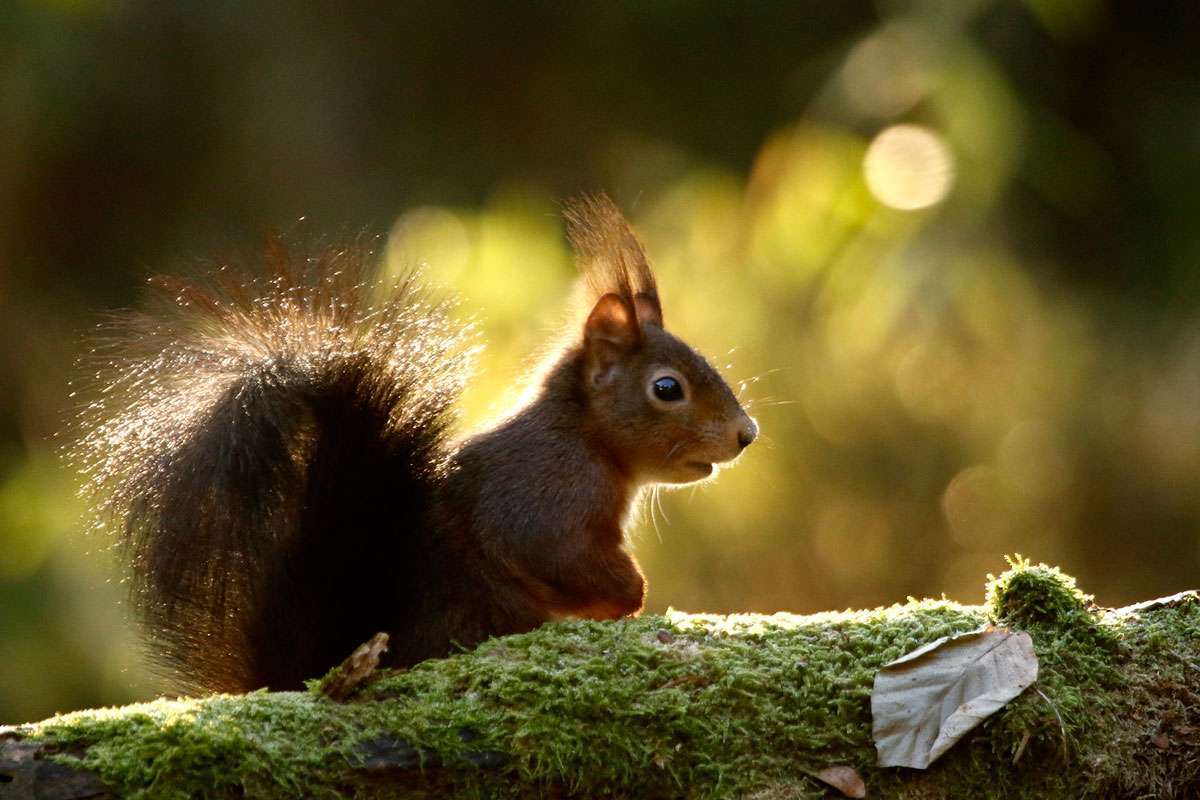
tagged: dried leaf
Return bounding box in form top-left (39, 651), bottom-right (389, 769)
top-left (872, 627), bottom-right (1038, 769)
top-left (811, 765), bottom-right (867, 798)
top-left (317, 632), bottom-right (390, 701)
top-left (1109, 590), bottom-right (1198, 617)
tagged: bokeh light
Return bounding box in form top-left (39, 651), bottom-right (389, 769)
top-left (863, 124), bottom-right (956, 210)
top-left (840, 23), bottom-right (934, 119)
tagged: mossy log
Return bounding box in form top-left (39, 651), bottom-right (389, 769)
top-left (2, 561), bottom-right (1198, 799)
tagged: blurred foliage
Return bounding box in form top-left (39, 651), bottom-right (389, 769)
top-left (2, 0), bottom-right (1199, 723)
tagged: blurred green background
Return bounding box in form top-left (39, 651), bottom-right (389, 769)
top-left (3, 0), bottom-right (1200, 723)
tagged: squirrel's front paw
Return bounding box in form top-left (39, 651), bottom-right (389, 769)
top-left (570, 599), bottom-right (642, 621)
top-left (570, 573), bottom-right (645, 620)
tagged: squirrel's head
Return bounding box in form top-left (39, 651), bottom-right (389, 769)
top-left (566, 195), bottom-right (757, 485)
top-left (580, 292), bottom-right (757, 484)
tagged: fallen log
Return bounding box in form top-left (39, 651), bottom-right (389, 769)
top-left (2, 560), bottom-right (1197, 798)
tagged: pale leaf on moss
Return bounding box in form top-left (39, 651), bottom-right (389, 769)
top-left (871, 627), bottom-right (1038, 769)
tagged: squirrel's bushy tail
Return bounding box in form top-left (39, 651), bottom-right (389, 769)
top-left (73, 239), bottom-right (473, 693)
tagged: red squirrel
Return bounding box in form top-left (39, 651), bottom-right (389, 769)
top-left (73, 195), bottom-right (757, 694)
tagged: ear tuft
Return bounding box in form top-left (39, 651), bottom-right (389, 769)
top-left (565, 194), bottom-right (662, 324)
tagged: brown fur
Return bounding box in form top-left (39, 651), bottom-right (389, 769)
top-left (73, 196), bottom-right (755, 693)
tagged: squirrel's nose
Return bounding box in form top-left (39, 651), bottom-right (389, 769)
top-left (736, 416), bottom-right (758, 451)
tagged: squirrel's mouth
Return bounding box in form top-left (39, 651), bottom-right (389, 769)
top-left (685, 460), bottom-right (714, 477)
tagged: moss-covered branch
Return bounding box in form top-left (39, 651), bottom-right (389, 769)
top-left (3, 561), bottom-right (1198, 799)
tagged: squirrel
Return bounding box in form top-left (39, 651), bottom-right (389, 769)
top-left (72, 195), bottom-right (757, 694)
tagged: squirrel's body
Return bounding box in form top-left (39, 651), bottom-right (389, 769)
top-left (75, 197), bottom-right (755, 693)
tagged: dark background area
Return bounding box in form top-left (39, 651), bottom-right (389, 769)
top-left (3, 0), bottom-right (1200, 723)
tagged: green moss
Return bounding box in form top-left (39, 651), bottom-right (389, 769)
top-left (985, 555), bottom-right (1093, 629)
top-left (11, 563), bottom-right (1200, 798)
top-left (23, 692), bottom-right (382, 799)
top-left (359, 600), bottom-right (985, 798)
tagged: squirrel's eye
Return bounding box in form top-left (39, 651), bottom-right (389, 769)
top-left (652, 376), bottom-right (684, 402)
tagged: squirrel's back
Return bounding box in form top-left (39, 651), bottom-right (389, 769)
top-left (74, 241), bottom-right (472, 692)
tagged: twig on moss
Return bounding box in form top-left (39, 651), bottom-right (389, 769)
top-left (1035, 686), bottom-right (1070, 766)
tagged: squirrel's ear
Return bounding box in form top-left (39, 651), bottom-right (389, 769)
top-left (633, 292), bottom-right (662, 328)
top-left (584, 293), bottom-right (639, 386)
